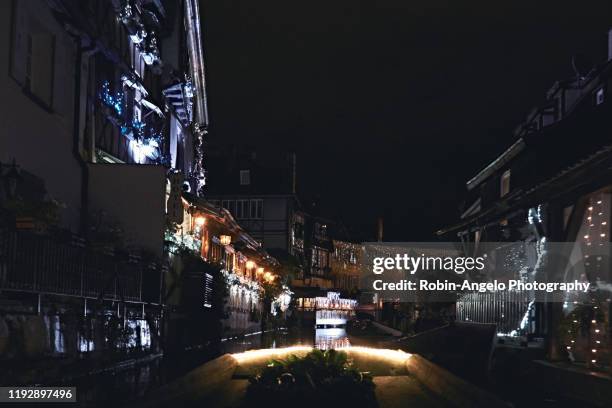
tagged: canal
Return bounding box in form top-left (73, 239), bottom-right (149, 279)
top-left (74, 327), bottom-right (358, 406)
top-left (71, 323), bottom-right (604, 408)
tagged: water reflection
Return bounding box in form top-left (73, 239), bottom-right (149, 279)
top-left (220, 327), bottom-right (350, 354)
top-left (315, 328), bottom-right (350, 350)
top-left (76, 327), bottom-right (351, 406)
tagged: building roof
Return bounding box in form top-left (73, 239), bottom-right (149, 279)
top-left (438, 54), bottom-right (612, 236)
top-left (438, 143), bottom-right (612, 236)
top-left (465, 58), bottom-right (612, 192)
top-left (205, 144), bottom-right (297, 196)
top-left (183, 193), bottom-right (278, 266)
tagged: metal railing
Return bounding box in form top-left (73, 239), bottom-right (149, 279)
top-left (456, 290), bottom-right (532, 335)
top-left (0, 228), bottom-right (163, 304)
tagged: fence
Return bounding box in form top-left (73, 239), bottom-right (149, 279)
top-left (456, 290), bottom-right (533, 335)
top-left (0, 228), bottom-right (163, 304)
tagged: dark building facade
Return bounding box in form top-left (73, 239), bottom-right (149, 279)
top-left (440, 33), bottom-right (612, 371)
top-left (205, 145), bottom-right (301, 254)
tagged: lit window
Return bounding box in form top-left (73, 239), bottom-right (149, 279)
top-left (500, 170), bottom-right (511, 197)
top-left (240, 170), bottom-right (250, 185)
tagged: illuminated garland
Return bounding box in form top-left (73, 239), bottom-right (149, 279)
top-left (565, 194), bottom-right (609, 368)
top-left (100, 81), bottom-right (167, 163)
top-left (223, 269), bottom-right (262, 304)
top-left (183, 77), bottom-right (194, 122)
top-left (118, 1), bottom-right (160, 66)
top-left (272, 285), bottom-right (293, 315)
top-left (100, 81), bottom-right (124, 116)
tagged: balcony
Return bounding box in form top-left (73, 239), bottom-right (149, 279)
top-left (0, 228), bottom-right (163, 304)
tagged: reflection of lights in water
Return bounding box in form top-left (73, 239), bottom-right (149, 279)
top-left (316, 310), bottom-right (351, 325)
top-left (347, 347), bottom-right (412, 362)
top-left (316, 318), bottom-right (347, 326)
top-left (231, 346), bottom-right (412, 364)
top-left (315, 328), bottom-right (350, 350)
top-left (232, 346), bottom-right (312, 363)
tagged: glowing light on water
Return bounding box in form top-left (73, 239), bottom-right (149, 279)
top-left (231, 346), bottom-right (411, 364)
top-left (231, 346), bottom-right (312, 363)
top-left (347, 346), bottom-right (412, 362)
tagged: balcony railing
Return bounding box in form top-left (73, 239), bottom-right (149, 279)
top-left (0, 228), bottom-right (163, 304)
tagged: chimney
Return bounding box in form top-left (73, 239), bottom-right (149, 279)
top-left (377, 217), bottom-right (384, 242)
top-left (608, 28), bottom-right (612, 61)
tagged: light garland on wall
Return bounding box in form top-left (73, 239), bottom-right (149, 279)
top-left (565, 194), bottom-right (609, 368)
top-left (223, 269), bottom-right (261, 304)
top-left (183, 77), bottom-right (194, 123)
top-left (100, 81), bottom-right (124, 116)
top-left (118, 1), bottom-right (160, 66)
top-left (142, 34), bottom-right (160, 66)
top-left (100, 80), bottom-right (165, 163)
top-left (191, 124), bottom-right (206, 195)
top-left (272, 286), bottom-right (293, 316)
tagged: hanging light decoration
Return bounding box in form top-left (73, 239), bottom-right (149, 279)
top-left (220, 235), bottom-right (232, 246)
top-left (130, 23), bottom-right (147, 45)
top-left (142, 33), bottom-right (160, 65)
top-left (100, 81), bottom-right (124, 116)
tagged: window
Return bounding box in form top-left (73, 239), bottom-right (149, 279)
top-left (311, 247), bottom-right (329, 276)
top-left (314, 223), bottom-right (328, 238)
top-left (250, 199), bottom-right (263, 219)
top-left (235, 200), bottom-right (242, 218)
top-left (25, 30), bottom-right (55, 108)
top-left (236, 200), bottom-right (249, 219)
top-left (240, 170), bottom-right (251, 185)
top-left (500, 170), bottom-right (511, 197)
top-left (210, 243), bottom-right (223, 263)
top-left (596, 87), bottom-right (605, 105)
top-left (227, 253), bottom-right (235, 272)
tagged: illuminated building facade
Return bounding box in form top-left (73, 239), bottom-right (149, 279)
top-left (330, 239), bottom-right (362, 294)
top-left (0, 0), bottom-right (210, 358)
top-left (3, 0), bottom-right (209, 255)
top-left (205, 145), bottom-right (302, 254)
top-left (166, 193), bottom-right (284, 338)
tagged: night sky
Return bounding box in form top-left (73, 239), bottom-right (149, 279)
top-left (201, 0), bottom-right (612, 241)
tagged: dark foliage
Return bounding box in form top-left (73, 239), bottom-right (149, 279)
top-left (245, 349), bottom-right (378, 408)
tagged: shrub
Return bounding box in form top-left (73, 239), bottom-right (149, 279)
top-left (245, 349), bottom-right (377, 408)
